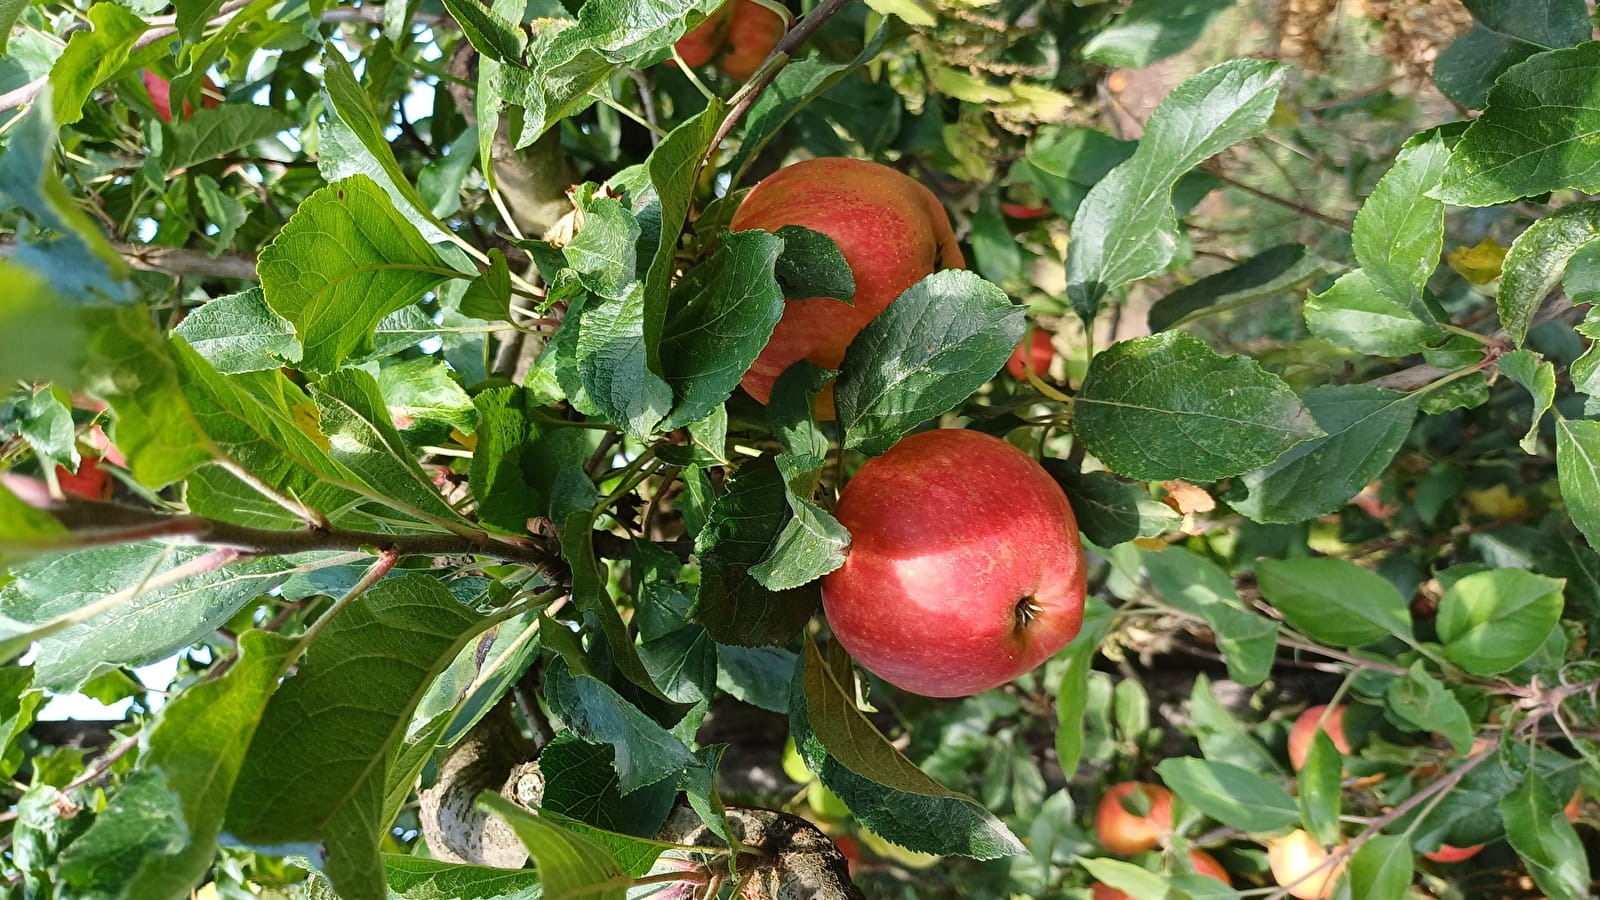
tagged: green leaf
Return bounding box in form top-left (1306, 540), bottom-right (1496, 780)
top-left (771, 225), bottom-right (857, 304)
top-left (642, 106), bottom-right (724, 377)
top-left (89, 309), bottom-right (214, 490)
top-left (380, 854), bottom-right (544, 900)
top-left (1353, 134), bottom-right (1450, 324)
top-left (227, 575), bottom-right (490, 900)
top-left (0, 0), bottom-right (27, 54)
top-left (1143, 547), bottom-right (1278, 685)
top-left (440, 0), bottom-right (528, 64)
top-left (1500, 349), bottom-right (1557, 453)
top-left (0, 544), bottom-right (308, 690)
top-left (1498, 202), bottom-right (1600, 347)
top-left (791, 636), bottom-right (1026, 858)
top-left (1082, 0), bottom-right (1236, 69)
top-left (376, 357), bottom-right (476, 433)
top-left (1047, 466), bottom-right (1180, 547)
top-left (160, 105), bottom-right (297, 174)
top-left (1435, 43), bottom-right (1600, 206)
top-left (1256, 557), bottom-right (1412, 646)
top-left (835, 270), bottom-right (1025, 456)
top-left (468, 387), bottom-right (539, 533)
top-left (1433, 0), bottom-right (1589, 109)
top-left (1066, 59), bottom-right (1286, 321)
top-left (748, 363), bottom-right (849, 591)
top-left (321, 51), bottom-right (449, 231)
top-left (1056, 601), bottom-right (1114, 777)
top-left (172, 289), bottom-right (302, 374)
top-left (716, 644), bottom-right (796, 713)
top-left (1298, 731), bottom-right (1342, 846)
top-left (1075, 332), bottom-right (1322, 482)
top-left (1501, 772), bottom-right (1592, 900)
top-left (48, 3), bottom-right (145, 126)
top-left (57, 631), bottom-right (297, 900)
top-left (460, 249), bottom-right (513, 322)
top-left (575, 283), bottom-right (673, 440)
top-left (659, 229), bottom-right (785, 430)
top-left (1557, 417), bottom-right (1600, 546)
top-left (57, 771), bottom-right (187, 895)
top-left (560, 510), bottom-right (672, 701)
top-left (1156, 757), bottom-right (1299, 833)
top-left (1014, 127), bottom-right (1135, 223)
top-left (545, 662), bottom-right (694, 795)
top-left (1079, 858), bottom-right (1174, 899)
top-left (692, 455), bottom-right (822, 646)
top-left (538, 731), bottom-right (678, 839)
top-left (477, 793), bottom-right (629, 900)
top-left (1147, 243), bottom-right (1338, 332)
top-left (1304, 269), bottom-right (1442, 357)
top-left (1348, 835), bottom-right (1413, 900)
top-left (0, 263), bottom-right (88, 387)
top-left (258, 175), bottom-right (454, 373)
top-left (638, 625), bottom-right (718, 705)
top-left (1436, 568), bottom-right (1563, 675)
top-left (1386, 661), bottom-right (1473, 753)
top-left (1234, 384), bottom-right (1420, 524)
top-left (0, 484), bottom-right (66, 565)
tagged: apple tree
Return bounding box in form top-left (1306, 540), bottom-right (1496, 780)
top-left (0, 0), bottom-right (1597, 897)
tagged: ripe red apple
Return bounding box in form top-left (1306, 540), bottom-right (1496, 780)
top-left (1287, 704), bottom-right (1353, 771)
top-left (1423, 842), bottom-right (1483, 863)
top-left (820, 429), bottom-right (1086, 697)
top-left (55, 456), bottom-right (113, 501)
top-left (142, 71), bottom-right (221, 124)
top-left (1094, 782), bottom-right (1174, 856)
top-left (673, 2), bottom-right (734, 67)
top-left (730, 157), bottom-right (965, 419)
top-left (830, 834), bottom-right (861, 876)
top-left (1006, 329), bottom-right (1053, 379)
top-left (1088, 848), bottom-right (1229, 899)
top-left (1266, 830), bottom-right (1344, 900)
top-left (1001, 202), bottom-right (1051, 220)
top-left (719, 0), bottom-right (785, 80)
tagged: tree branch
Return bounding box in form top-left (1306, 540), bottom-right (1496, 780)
top-left (0, 234), bottom-right (259, 281)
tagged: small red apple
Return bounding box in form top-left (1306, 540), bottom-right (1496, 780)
top-left (820, 429), bottom-right (1086, 697)
top-left (1423, 842), bottom-right (1483, 863)
top-left (1006, 329), bottom-right (1053, 379)
top-left (1094, 782), bottom-right (1174, 856)
top-left (1088, 848), bottom-right (1229, 899)
top-left (830, 834), bottom-right (861, 876)
top-left (143, 70), bottom-right (221, 124)
top-left (55, 456), bottom-right (113, 501)
top-left (1001, 202), bottom-right (1051, 220)
top-left (673, 2), bottom-right (734, 67)
top-left (718, 0), bottom-right (786, 81)
top-left (1287, 704), bottom-right (1353, 771)
top-left (1266, 830), bottom-right (1344, 900)
top-left (730, 157), bottom-right (965, 419)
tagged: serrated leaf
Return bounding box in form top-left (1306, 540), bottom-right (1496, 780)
top-left (259, 175), bottom-right (454, 373)
top-left (772, 225), bottom-right (856, 303)
top-left (1437, 568), bottom-right (1563, 675)
top-left (1156, 757), bottom-right (1299, 832)
top-left (460, 249), bottom-right (513, 322)
top-left (1256, 557), bottom-right (1412, 646)
top-left (1234, 384), bottom-right (1420, 524)
top-left (1500, 349), bottom-right (1557, 453)
top-left (376, 357), bottom-right (476, 433)
top-left (1143, 547), bottom-right (1278, 685)
top-left (1075, 332), bottom-right (1322, 482)
top-left (1304, 269), bottom-right (1442, 357)
top-left (173, 289), bottom-right (302, 374)
top-left (469, 387), bottom-right (539, 533)
top-left (749, 363), bottom-right (849, 591)
top-left (477, 793), bottom-right (629, 900)
top-left (1082, 0), bottom-right (1236, 69)
top-left (380, 854), bottom-right (545, 900)
top-left (1498, 202), bottom-right (1600, 346)
top-left (692, 455), bottom-right (821, 646)
top-left (227, 575), bottom-right (490, 900)
top-left (1501, 772), bottom-right (1592, 900)
top-left (659, 229), bottom-right (786, 430)
top-left (0, 263), bottom-right (88, 387)
top-left (791, 636), bottom-right (1026, 858)
top-left (57, 771), bottom-right (188, 895)
top-left (576, 283), bottom-right (672, 440)
top-left (642, 106), bottom-right (724, 376)
top-left (531, 659), bottom-right (694, 793)
top-left (1558, 417), bottom-right (1600, 546)
top-left (1353, 134), bottom-right (1451, 324)
top-left (1435, 43), bottom-right (1600, 206)
top-left (1067, 59), bottom-right (1286, 321)
top-left (57, 631), bottom-right (297, 900)
top-left (1047, 466), bottom-right (1180, 547)
top-left (1386, 661), bottom-right (1473, 753)
top-left (88, 309), bottom-right (214, 489)
top-left (1148, 243), bottom-right (1338, 332)
top-left (538, 731), bottom-right (678, 839)
top-left (835, 270), bottom-right (1025, 455)
top-left (161, 105), bottom-right (296, 173)
top-left (440, 0), bottom-right (528, 64)
top-left (560, 510), bottom-right (672, 701)
top-left (1433, 0), bottom-right (1589, 109)
top-left (48, 3), bottom-right (144, 126)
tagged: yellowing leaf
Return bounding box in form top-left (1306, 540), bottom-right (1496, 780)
top-left (1464, 484), bottom-right (1528, 519)
top-left (291, 402), bottom-right (330, 451)
top-left (1448, 237), bottom-right (1509, 285)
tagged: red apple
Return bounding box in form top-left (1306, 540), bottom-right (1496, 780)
top-left (820, 429), bottom-right (1085, 697)
top-left (55, 456), bottom-right (113, 501)
top-left (730, 157), bottom-right (965, 419)
top-left (673, 2), bottom-right (734, 67)
top-left (1002, 202), bottom-right (1051, 220)
top-left (1266, 830), bottom-right (1344, 900)
top-left (1423, 842), bottom-right (1483, 863)
top-left (830, 834), bottom-right (861, 875)
top-left (719, 0), bottom-right (786, 81)
top-left (1089, 848), bottom-right (1230, 899)
top-left (1094, 782), bottom-right (1174, 856)
top-left (1006, 329), bottom-right (1053, 379)
top-left (1287, 704), bottom-right (1353, 771)
top-left (1567, 788), bottom-right (1585, 823)
top-left (142, 71), bottom-right (221, 124)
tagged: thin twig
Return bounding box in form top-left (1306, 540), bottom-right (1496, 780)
top-left (0, 235), bottom-right (258, 281)
top-left (1202, 164), bottom-right (1353, 231)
